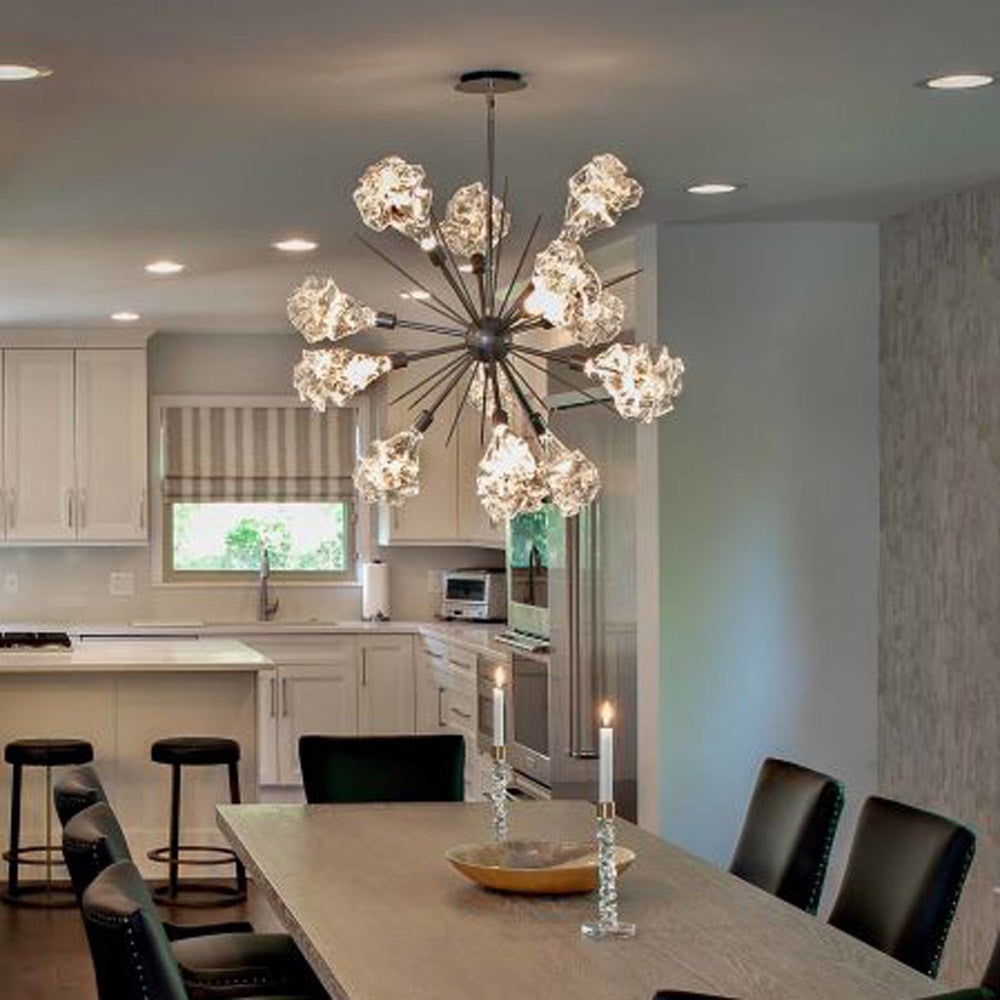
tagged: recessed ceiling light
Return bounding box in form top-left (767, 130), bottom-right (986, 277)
top-left (919, 72), bottom-right (996, 91)
top-left (408, 289), bottom-right (431, 300)
top-left (273, 237), bottom-right (318, 253)
top-left (110, 311), bottom-right (140, 323)
top-left (0, 64), bottom-right (52, 81)
top-left (685, 182), bottom-right (743, 195)
top-left (144, 260), bottom-right (186, 275)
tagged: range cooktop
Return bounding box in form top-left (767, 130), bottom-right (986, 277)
top-left (0, 631), bottom-right (72, 650)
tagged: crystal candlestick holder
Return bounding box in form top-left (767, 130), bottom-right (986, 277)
top-left (487, 745), bottom-right (511, 841)
top-left (581, 802), bottom-right (636, 939)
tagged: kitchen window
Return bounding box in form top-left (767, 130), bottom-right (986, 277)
top-left (158, 401), bottom-right (357, 582)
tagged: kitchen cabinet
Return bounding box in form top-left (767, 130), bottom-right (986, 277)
top-left (3, 350), bottom-right (76, 541)
top-left (358, 636), bottom-right (415, 735)
top-left (0, 347), bottom-right (147, 544)
top-left (257, 668), bottom-right (280, 785)
top-left (415, 636), bottom-right (447, 734)
top-left (276, 660), bottom-right (359, 787)
top-left (378, 368), bottom-right (503, 547)
top-left (75, 349), bottom-right (147, 540)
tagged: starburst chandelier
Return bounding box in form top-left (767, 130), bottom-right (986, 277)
top-left (287, 70), bottom-right (685, 522)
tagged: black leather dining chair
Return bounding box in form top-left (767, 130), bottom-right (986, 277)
top-left (299, 733), bottom-right (465, 804)
top-left (828, 796), bottom-right (975, 977)
top-left (53, 764), bottom-right (109, 827)
top-left (729, 758), bottom-right (844, 913)
top-left (81, 860), bottom-right (318, 1000)
top-left (63, 801), bottom-right (325, 999)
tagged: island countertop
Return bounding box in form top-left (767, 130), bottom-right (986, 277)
top-left (0, 637), bottom-right (272, 673)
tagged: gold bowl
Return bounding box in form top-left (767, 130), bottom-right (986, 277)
top-left (445, 839), bottom-right (636, 895)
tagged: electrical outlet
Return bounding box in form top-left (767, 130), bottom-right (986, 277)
top-left (3, 573), bottom-right (18, 596)
top-left (109, 571), bottom-right (135, 597)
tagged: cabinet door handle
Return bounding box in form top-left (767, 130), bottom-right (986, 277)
top-left (66, 490), bottom-right (73, 529)
top-left (437, 686), bottom-right (445, 727)
top-left (0, 491), bottom-right (5, 535)
top-left (139, 488), bottom-right (146, 531)
top-left (361, 649), bottom-right (368, 687)
top-left (78, 489), bottom-right (86, 530)
top-left (7, 490), bottom-right (13, 530)
top-left (450, 707), bottom-right (472, 721)
top-left (281, 678), bottom-right (289, 717)
top-left (269, 677), bottom-right (276, 718)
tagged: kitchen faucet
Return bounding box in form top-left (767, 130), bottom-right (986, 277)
top-left (258, 544), bottom-right (279, 622)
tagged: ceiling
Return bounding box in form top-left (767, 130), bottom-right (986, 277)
top-left (3, 0), bottom-right (1000, 335)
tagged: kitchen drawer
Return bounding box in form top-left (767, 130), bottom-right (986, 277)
top-left (444, 644), bottom-right (477, 674)
top-left (421, 634), bottom-right (446, 661)
top-left (442, 683), bottom-right (475, 736)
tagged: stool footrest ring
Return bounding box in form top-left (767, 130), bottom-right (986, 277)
top-left (2, 845), bottom-right (66, 868)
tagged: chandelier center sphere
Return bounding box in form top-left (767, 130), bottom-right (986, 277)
top-left (465, 316), bottom-right (510, 363)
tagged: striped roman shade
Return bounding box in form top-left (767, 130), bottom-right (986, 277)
top-left (162, 404), bottom-right (355, 501)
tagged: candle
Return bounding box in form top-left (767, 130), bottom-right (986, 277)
top-left (598, 701), bottom-right (614, 803)
top-left (493, 665), bottom-right (506, 748)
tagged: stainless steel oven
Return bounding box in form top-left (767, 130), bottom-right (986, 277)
top-left (507, 652), bottom-right (551, 787)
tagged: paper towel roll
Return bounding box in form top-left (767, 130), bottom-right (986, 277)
top-left (361, 561), bottom-right (391, 621)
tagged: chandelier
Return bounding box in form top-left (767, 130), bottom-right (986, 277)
top-left (287, 70), bottom-right (685, 522)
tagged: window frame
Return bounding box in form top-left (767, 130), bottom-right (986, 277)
top-left (151, 394), bottom-right (372, 587)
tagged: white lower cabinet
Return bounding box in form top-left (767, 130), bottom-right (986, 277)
top-left (358, 636), bottom-right (416, 735)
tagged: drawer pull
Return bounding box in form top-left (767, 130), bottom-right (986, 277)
top-left (437, 687), bottom-right (445, 727)
top-left (450, 707), bottom-right (472, 721)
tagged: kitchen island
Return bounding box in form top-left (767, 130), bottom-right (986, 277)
top-left (0, 638), bottom-right (270, 875)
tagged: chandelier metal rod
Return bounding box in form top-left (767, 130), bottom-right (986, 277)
top-left (445, 366), bottom-right (477, 447)
top-left (394, 318), bottom-right (467, 337)
top-left (513, 342), bottom-right (589, 367)
top-left (499, 357), bottom-right (547, 438)
top-left (399, 344), bottom-right (466, 363)
top-left (489, 360), bottom-right (506, 422)
top-left (479, 362), bottom-right (489, 445)
top-left (356, 235), bottom-right (468, 326)
top-left (389, 353), bottom-right (468, 407)
top-left (497, 213), bottom-right (543, 319)
top-left (491, 176), bottom-right (509, 314)
top-left (604, 267), bottom-right (643, 289)
top-left (510, 348), bottom-right (618, 414)
top-left (503, 356), bottom-right (551, 415)
top-left (423, 355), bottom-right (475, 422)
top-left (428, 213), bottom-right (480, 320)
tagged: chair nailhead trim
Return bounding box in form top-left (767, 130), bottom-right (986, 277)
top-left (925, 842), bottom-right (975, 977)
top-left (806, 784), bottom-right (845, 915)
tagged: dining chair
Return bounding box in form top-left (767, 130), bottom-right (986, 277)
top-left (81, 859), bottom-right (319, 1000)
top-left (298, 733), bottom-right (465, 804)
top-left (729, 757), bottom-right (844, 912)
top-left (53, 764), bottom-right (108, 827)
top-left (63, 801), bottom-right (325, 999)
top-left (827, 796), bottom-right (975, 976)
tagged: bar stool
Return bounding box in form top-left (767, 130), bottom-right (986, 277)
top-left (3, 737), bottom-right (94, 907)
top-left (147, 736), bottom-right (247, 907)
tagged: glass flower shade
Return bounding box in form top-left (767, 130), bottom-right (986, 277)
top-left (439, 182), bottom-right (510, 258)
top-left (525, 239), bottom-right (601, 326)
top-left (287, 276), bottom-right (378, 343)
top-left (353, 155), bottom-right (433, 245)
top-left (467, 363), bottom-right (516, 417)
top-left (353, 427), bottom-right (423, 506)
top-left (476, 423), bottom-right (548, 523)
top-left (293, 348), bottom-right (392, 412)
top-left (539, 432), bottom-right (601, 516)
top-left (564, 287), bottom-right (625, 348)
top-left (584, 343), bottom-right (685, 424)
top-left (561, 153), bottom-right (643, 242)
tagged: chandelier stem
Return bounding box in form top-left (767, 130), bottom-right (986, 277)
top-left (489, 360), bottom-right (507, 424)
top-left (356, 235), bottom-right (468, 326)
top-left (390, 353), bottom-right (468, 408)
top-left (603, 267), bottom-right (643, 289)
top-left (491, 175), bottom-right (509, 314)
top-left (485, 88), bottom-right (497, 309)
top-left (479, 363), bottom-right (489, 445)
top-left (429, 213), bottom-right (480, 320)
top-left (399, 344), bottom-right (467, 363)
top-left (498, 213), bottom-right (543, 320)
top-left (499, 357), bottom-right (546, 437)
top-left (511, 349), bottom-right (618, 414)
top-left (515, 343), bottom-right (588, 367)
top-left (425, 356), bottom-right (475, 421)
top-left (394, 319), bottom-right (466, 338)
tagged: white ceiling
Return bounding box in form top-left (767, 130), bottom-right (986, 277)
top-left (3, 0), bottom-right (1000, 335)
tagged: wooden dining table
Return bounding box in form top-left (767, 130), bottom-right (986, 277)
top-left (217, 800), bottom-right (943, 1000)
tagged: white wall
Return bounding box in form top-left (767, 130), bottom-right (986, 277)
top-left (0, 332), bottom-right (501, 625)
top-left (657, 223), bottom-right (879, 906)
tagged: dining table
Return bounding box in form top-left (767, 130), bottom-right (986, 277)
top-left (216, 799), bottom-right (943, 1000)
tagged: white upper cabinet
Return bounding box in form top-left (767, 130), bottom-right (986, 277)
top-left (75, 349), bottom-right (147, 540)
top-left (0, 345), bottom-right (148, 545)
top-left (3, 350), bottom-right (76, 541)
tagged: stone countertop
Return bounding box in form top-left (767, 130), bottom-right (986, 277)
top-left (0, 638), bottom-right (272, 674)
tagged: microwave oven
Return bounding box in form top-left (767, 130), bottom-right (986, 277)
top-left (440, 569), bottom-right (507, 622)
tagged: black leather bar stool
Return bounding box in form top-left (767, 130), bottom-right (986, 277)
top-left (3, 737), bottom-right (94, 907)
top-left (147, 737), bottom-right (247, 907)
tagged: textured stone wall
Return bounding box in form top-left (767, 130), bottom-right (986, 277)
top-left (880, 184), bottom-right (1000, 984)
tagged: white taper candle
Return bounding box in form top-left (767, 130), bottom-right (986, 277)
top-left (493, 665), bottom-right (506, 747)
top-left (598, 701), bottom-right (614, 803)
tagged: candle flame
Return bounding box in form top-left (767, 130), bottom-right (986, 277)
top-left (600, 700), bottom-right (614, 726)
top-left (494, 665), bottom-right (506, 688)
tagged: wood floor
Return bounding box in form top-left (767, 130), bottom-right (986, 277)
top-left (0, 880), bottom-right (280, 999)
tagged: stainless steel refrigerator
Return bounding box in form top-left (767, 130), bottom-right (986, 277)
top-left (506, 390), bottom-right (638, 819)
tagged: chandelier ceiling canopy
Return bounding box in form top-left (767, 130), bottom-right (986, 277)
top-left (287, 70), bottom-right (685, 522)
